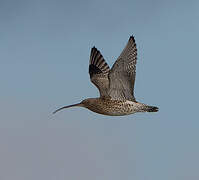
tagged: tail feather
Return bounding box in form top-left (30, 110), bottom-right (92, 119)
top-left (146, 106), bottom-right (159, 112)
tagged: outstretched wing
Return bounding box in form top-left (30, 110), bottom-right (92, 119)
top-left (89, 47), bottom-right (110, 97)
top-left (108, 36), bottom-right (137, 101)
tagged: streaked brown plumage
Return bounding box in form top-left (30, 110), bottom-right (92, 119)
top-left (53, 35), bottom-right (158, 116)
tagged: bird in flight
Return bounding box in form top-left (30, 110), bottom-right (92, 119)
top-left (53, 35), bottom-right (158, 116)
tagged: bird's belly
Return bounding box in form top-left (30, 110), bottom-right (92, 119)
top-left (87, 100), bottom-right (137, 116)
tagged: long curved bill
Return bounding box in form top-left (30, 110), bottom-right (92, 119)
top-left (53, 103), bottom-right (82, 114)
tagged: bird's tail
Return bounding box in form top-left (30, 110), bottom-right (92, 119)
top-left (53, 103), bottom-right (83, 114)
top-left (145, 106), bottom-right (159, 112)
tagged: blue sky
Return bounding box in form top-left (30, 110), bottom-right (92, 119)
top-left (0, 0), bottom-right (199, 179)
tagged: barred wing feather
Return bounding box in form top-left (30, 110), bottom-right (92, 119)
top-left (89, 47), bottom-right (110, 97)
top-left (108, 36), bottom-right (137, 101)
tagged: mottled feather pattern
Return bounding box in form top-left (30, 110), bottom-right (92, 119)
top-left (53, 35), bottom-right (158, 116)
top-left (108, 36), bottom-right (137, 101)
top-left (89, 36), bottom-right (138, 101)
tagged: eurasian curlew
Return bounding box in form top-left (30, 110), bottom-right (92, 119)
top-left (53, 35), bottom-right (158, 116)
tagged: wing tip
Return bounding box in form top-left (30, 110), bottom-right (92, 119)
top-left (91, 46), bottom-right (97, 51)
top-left (129, 35), bottom-right (136, 43)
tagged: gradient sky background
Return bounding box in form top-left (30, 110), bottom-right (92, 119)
top-left (0, 0), bottom-right (199, 179)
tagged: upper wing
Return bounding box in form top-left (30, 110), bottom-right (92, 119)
top-left (89, 47), bottom-right (110, 97)
top-left (108, 36), bottom-right (137, 101)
